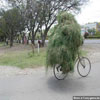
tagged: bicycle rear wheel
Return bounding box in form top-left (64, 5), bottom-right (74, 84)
top-left (53, 64), bottom-right (67, 80)
top-left (77, 57), bottom-right (91, 77)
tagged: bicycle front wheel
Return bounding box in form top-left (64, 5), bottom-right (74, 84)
top-left (77, 57), bottom-right (91, 77)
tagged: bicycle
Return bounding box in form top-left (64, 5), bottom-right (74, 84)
top-left (53, 52), bottom-right (91, 80)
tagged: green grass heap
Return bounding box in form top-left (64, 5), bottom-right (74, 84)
top-left (46, 12), bottom-right (83, 73)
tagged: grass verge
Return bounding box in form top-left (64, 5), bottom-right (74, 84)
top-left (0, 48), bottom-right (46, 69)
top-left (0, 42), bottom-right (5, 47)
top-left (0, 44), bottom-right (88, 69)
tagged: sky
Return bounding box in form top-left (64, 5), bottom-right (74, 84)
top-left (0, 0), bottom-right (7, 9)
top-left (76, 0), bottom-right (100, 25)
top-left (0, 0), bottom-right (100, 25)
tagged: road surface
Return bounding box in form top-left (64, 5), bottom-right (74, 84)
top-left (84, 39), bottom-right (100, 44)
top-left (0, 62), bottom-right (100, 100)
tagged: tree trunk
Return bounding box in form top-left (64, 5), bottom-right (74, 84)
top-left (42, 36), bottom-right (46, 47)
top-left (4, 37), bottom-right (8, 45)
top-left (41, 19), bottom-right (56, 47)
top-left (27, 36), bottom-right (29, 44)
top-left (10, 35), bottom-right (13, 47)
top-left (19, 39), bottom-right (21, 43)
top-left (41, 28), bottom-right (49, 47)
top-left (22, 34), bottom-right (24, 44)
top-left (31, 31), bottom-right (35, 45)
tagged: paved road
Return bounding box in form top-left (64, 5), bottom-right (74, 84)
top-left (44, 39), bottom-right (100, 44)
top-left (84, 39), bottom-right (100, 44)
top-left (0, 62), bottom-right (100, 100)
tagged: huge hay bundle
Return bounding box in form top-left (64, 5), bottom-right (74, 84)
top-left (46, 12), bottom-right (83, 73)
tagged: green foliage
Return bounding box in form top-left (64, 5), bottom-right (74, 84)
top-left (0, 17), bottom-right (6, 36)
top-left (1, 0), bottom-right (87, 45)
top-left (0, 42), bottom-right (5, 47)
top-left (2, 8), bottom-right (25, 33)
top-left (46, 12), bottom-right (83, 73)
top-left (87, 35), bottom-right (100, 39)
top-left (96, 31), bottom-right (100, 34)
top-left (0, 8), bottom-right (25, 46)
top-left (86, 31), bottom-right (100, 39)
top-left (87, 28), bottom-right (96, 34)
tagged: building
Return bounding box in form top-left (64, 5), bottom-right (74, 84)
top-left (96, 22), bottom-right (100, 32)
top-left (81, 22), bottom-right (100, 36)
top-left (85, 22), bottom-right (97, 30)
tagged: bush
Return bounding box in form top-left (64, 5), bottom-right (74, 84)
top-left (86, 32), bottom-right (100, 39)
top-left (96, 31), bottom-right (100, 34)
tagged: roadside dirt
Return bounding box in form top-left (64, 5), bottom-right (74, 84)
top-left (0, 44), bottom-right (32, 53)
top-left (83, 44), bottom-right (100, 64)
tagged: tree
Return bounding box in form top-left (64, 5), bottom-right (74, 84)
top-left (46, 12), bottom-right (83, 73)
top-left (88, 28), bottom-right (95, 35)
top-left (6, 0), bottom-right (88, 46)
top-left (38, 0), bottom-right (88, 46)
top-left (0, 8), bottom-right (25, 47)
top-left (25, 0), bottom-right (42, 44)
top-left (0, 15), bottom-right (9, 43)
top-left (8, 0), bottom-right (42, 45)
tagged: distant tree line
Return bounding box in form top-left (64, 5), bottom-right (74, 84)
top-left (0, 0), bottom-right (88, 47)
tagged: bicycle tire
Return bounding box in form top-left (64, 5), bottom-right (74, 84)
top-left (53, 64), bottom-right (67, 80)
top-left (77, 57), bottom-right (91, 77)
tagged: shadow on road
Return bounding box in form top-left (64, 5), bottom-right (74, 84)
top-left (47, 76), bottom-right (85, 94)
